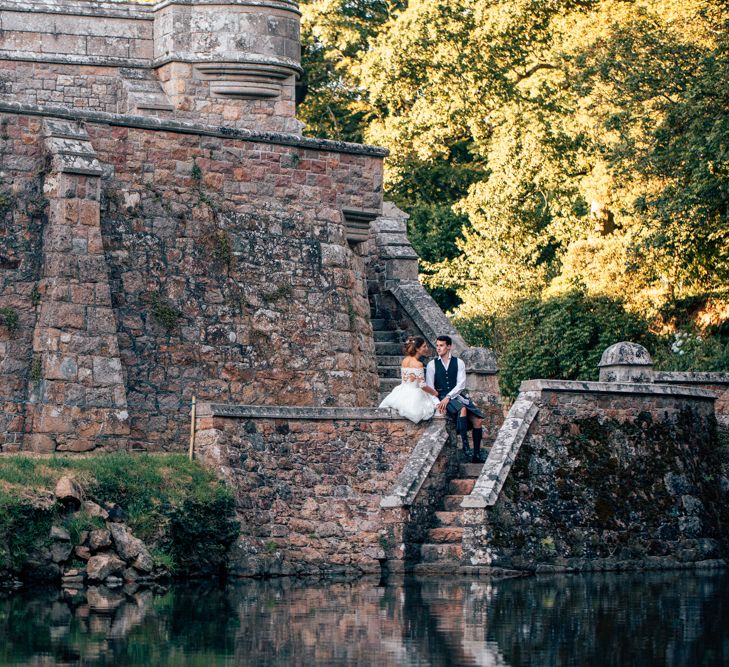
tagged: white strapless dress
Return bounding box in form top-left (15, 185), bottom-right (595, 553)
top-left (379, 367), bottom-right (437, 424)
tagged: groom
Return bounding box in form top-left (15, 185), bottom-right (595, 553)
top-left (425, 335), bottom-right (486, 463)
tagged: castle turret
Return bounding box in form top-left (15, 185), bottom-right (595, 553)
top-left (0, 0), bottom-right (303, 133)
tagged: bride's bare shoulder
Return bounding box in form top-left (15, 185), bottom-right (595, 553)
top-left (401, 356), bottom-right (424, 369)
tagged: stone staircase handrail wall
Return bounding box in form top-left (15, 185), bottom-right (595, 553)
top-left (388, 281), bottom-right (497, 374)
top-left (462, 378), bottom-right (719, 510)
top-left (380, 420), bottom-right (449, 508)
top-left (461, 393), bottom-right (539, 509)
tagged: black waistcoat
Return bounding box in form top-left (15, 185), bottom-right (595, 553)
top-left (434, 357), bottom-right (459, 399)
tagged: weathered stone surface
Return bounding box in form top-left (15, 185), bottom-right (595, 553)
top-left (132, 549), bottom-right (154, 574)
top-left (51, 542), bottom-right (74, 564)
top-left (82, 500), bottom-right (109, 520)
top-left (88, 529), bottom-right (112, 551)
top-left (198, 413), bottom-right (437, 577)
top-left (50, 526), bottom-right (71, 542)
top-left (86, 554), bottom-right (126, 581)
top-left (109, 524), bottom-right (144, 562)
top-left (54, 476), bottom-right (84, 509)
top-left (74, 546), bottom-right (92, 561)
top-left (462, 379), bottom-right (727, 569)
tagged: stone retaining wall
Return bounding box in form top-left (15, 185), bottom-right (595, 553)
top-left (462, 380), bottom-right (729, 571)
top-left (654, 372), bottom-right (729, 428)
top-left (0, 109), bottom-right (385, 452)
top-left (194, 404), bottom-right (443, 576)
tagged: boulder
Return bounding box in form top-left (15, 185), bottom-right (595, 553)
top-left (82, 501), bottom-right (109, 520)
top-left (75, 546), bottom-right (91, 561)
top-left (132, 547), bottom-right (154, 574)
top-left (88, 529), bottom-right (112, 551)
top-left (54, 476), bottom-right (83, 510)
top-left (109, 524), bottom-right (144, 562)
top-left (50, 526), bottom-right (71, 541)
top-left (86, 554), bottom-right (125, 581)
top-left (51, 541), bottom-right (74, 564)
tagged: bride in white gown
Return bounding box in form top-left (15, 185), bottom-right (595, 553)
top-left (379, 336), bottom-right (438, 423)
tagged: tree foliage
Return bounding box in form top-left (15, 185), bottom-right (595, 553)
top-left (482, 290), bottom-right (657, 398)
top-left (301, 0), bottom-right (729, 376)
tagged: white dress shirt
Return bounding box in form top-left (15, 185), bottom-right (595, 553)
top-left (425, 354), bottom-right (466, 401)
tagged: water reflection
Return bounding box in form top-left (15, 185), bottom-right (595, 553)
top-left (0, 571), bottom-right (727, 666)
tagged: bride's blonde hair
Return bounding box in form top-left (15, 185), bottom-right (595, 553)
top-left (403, 335), bottom-right (426, 357)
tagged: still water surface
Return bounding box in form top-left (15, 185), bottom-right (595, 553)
top-left (0, 570), bottom-right (727, 666)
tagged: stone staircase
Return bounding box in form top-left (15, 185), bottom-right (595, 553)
top-left (371, 313), bottom-right (404, 400)
top-left (415, 460), bottom-right (483, 571)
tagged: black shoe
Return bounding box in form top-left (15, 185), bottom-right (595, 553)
top-left (471, 452), bottom-right (486, 464)
top-left (462, 445), bottom-right (472, 459)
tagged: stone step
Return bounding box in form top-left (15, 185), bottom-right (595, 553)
top-left (376, 355), bottom-right (403, 367)
top-left (434, 511), bottom-right (462, 527)
top-left (448, 478), bottom-right (476, 495)
top-left (442, 495), bottom-right (464, 511)
top-left (370, 318), bottom-right (387, 330)
top-left (419, 543), bottom-right (463, 563)
top-left (375, 342), bottom-right (402, 356)
top-left (378, 366), bottom-right (401, 379)
top-left (459, 462), bottom-right (485, 478)
top-left (427, 527), bottom-right (464, 544)
top-left (374, 330), bottom-right (402, 343)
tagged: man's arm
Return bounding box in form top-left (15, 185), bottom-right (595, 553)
top-left (448, 358), bottom-right (467, 399)
top-left (425, 360), bottom-right (435, 390)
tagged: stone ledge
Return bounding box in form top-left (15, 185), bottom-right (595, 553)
top-left (0, 101), bottom-right (389, 157)
top-left (462, 395), bottom-right (539, 509)
top-left (0, 1), bottom-right (154, 19)
top-left (203, 403), bottom-right (410, 421)
top-left (0, 51), bottom-right (151, 68)
top-left (519, 378), bottom-right (717, 400)
top-left (654, 371), bottom-right (729, 385)
top-left (380, 421), bottom-right (449, 508)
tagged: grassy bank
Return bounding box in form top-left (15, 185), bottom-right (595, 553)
top-left (0, 453), bottom-right (239, 579)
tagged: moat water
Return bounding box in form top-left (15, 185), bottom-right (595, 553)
top-left (1, 570), bottom-right (727, 666)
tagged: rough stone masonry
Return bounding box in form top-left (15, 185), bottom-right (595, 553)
top-left (0, 0), bottom-right (408, 452)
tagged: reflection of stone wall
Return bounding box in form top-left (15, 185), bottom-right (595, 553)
top-left (487, 572), bottom-right (729, 665)
top-left (6, 573), bottom-right (726, 664)
top-left (196, 405), bottom-right (435, 576)
top-left (464, 380), bottom-right (729, 570)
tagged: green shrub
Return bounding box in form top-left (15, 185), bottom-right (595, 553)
top-left (0, 454), bottom-right (239, 577)
top-left (472, 290), bottom-right (657, 398)
top-left (0, 495), bottom-right (55, 571)
top-left (652, 331), bottom-right (729, 372)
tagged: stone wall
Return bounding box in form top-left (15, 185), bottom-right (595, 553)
top-left (654, 371), bottom-right (729, 428)
top-left (0, 109), bottom-right (386, 452)
top-left (194, 404), bottom-right (444, 576)
top-left (0, 0), bottom-right (302, 133)
top-left (463, 380), bottom-right (729, 571)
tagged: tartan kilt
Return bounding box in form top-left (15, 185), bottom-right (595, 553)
top-left (446, 394), bottom-right (483, 419)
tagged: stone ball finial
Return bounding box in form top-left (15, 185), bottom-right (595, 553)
top-left (598, 342), bottom-right (654, 383)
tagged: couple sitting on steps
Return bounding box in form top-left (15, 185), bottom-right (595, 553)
top-left (379, 334), bottom-right (486, 463)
